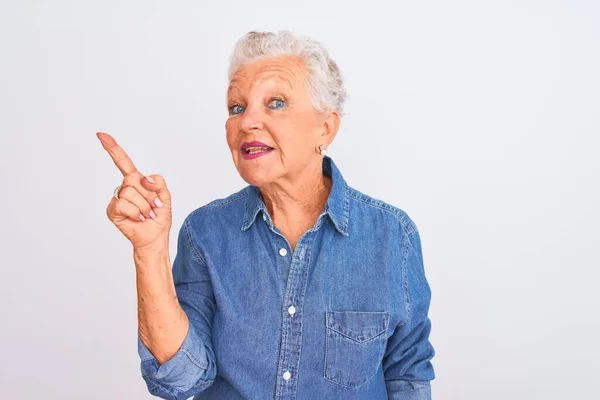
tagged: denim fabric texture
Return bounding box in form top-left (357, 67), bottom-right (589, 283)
top-left (137, 155), bottom-right (435, 399)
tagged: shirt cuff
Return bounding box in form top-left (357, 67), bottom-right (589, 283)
top-left (138, 325), bottom-right (209, 392)
top-left (386, 379), bottom-right (432, 400)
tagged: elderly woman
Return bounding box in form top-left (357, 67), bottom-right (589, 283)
top-left (97, 30), bottom-right (435, 400)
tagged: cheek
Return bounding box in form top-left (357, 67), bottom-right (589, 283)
top-left (291, 114), bottom-right (322, 147)
top-left (270, 114), bottom-right (315, 148)
top-left (225, 119), bottom-right (238, 147)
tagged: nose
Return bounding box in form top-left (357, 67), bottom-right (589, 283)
top-left (239, 106), bottom-right (265, 132)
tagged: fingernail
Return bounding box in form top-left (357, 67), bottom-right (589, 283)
top-left (149, 210), bottom-right (157, 220)
top-left (139, 214), bottom-right (145, 221)
top-left (145, 176), bottom-right (155, 183)
top-left (154, 197), bottom-right (163, 208)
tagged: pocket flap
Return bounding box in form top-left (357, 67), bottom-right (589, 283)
top-left (326, 311), bottom-right (389, 343)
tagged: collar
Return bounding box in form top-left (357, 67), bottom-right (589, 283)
top-left (241, 155), bottom-right (350, 236)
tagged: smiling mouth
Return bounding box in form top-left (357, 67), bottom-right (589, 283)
top-left (244, 146), bottom-right (274, 154)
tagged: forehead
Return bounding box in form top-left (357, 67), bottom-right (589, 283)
top-left (227, 56), bottom-right (307, 95)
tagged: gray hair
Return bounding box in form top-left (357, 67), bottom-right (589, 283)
top-left (228, 30), bottom-right (347, 115)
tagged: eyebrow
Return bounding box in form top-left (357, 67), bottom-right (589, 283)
top-left (226, 70), bottom-right (298, 108)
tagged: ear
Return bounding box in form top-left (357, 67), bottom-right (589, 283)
top-left (321, 109), bottom-right (340, 146)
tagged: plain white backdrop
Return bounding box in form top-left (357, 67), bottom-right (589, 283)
top-left (1, 1), bottom-right (598, 399)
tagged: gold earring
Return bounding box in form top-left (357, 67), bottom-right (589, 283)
top-left (318, 144), bottom-right (327, 156)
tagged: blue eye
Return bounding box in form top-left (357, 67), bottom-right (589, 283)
top-left (230, 105), bottom-right (245, 115)
top-left (268, 98), bottom-right (286, 110)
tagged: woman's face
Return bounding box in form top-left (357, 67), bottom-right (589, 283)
top-left (225, 56), bottom-right (334, 187)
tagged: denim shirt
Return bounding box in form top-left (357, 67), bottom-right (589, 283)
top-left (138, 155), bottom-right (435, 400)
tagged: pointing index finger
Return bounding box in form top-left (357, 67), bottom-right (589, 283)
top-left (96, 132), bottom-right (138, 176)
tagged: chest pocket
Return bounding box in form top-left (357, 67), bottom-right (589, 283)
top-left (324, 310), bottom-right (390, 388)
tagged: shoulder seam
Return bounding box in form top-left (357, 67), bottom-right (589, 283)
top-left (348, 189), bottom-right (417, 236)
top-left (187, 188), bottom-right (248, 219)
top-left (181, 188), bottom-right (249, 265)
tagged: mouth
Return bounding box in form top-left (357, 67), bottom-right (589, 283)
top-left (243, 146), bottom-right (274, 154)
top-left (240, 143), bottom-right (275, 160)
top-left (240, 140), bottom-right (275, 159)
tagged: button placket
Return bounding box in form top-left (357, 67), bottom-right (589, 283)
top-left (274, 233), bottom-right (315, 398)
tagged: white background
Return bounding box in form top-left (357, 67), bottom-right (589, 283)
top-left (1, 1), bottom-right (598, 399)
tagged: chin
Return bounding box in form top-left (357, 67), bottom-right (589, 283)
top-left (230, 149), bottom-right (280, 186)
top-left (235, 164), bottom-right (274, 187)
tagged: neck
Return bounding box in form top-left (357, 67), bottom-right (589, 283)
top-left (258, 159), bottom-right (332, 227)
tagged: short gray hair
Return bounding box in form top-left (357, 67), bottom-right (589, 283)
top-left (228, 30), bottom-right (347, 115)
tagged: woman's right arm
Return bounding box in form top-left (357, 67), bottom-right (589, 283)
top-left (134, 243), bottom-right (189, 365)
top-left (97, 132), bottom-right (216, 399)
top-left (136, 218), bottom-right (218, 400)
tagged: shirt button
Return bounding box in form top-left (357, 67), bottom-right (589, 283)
top-left (262, 214), bottom-right (267, 221)
top-left (279, 248), bottom-right (288, 257)
top-left (288, 305), bottom-right (296, 315)
top-left (283, 371), bottom-right (291, 380)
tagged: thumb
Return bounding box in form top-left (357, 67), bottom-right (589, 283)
top-left (140, 174), bottom-right (172, 206)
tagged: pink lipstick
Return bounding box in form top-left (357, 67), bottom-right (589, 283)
top-left (241, 141), bottom-right (274, 160)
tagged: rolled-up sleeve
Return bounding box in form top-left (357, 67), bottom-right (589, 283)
top-left (384, 221), bottom-right (436, 400)
top-left (137, 216), bottom-right (218, 400)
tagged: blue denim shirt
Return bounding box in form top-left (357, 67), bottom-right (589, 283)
top-left (138, 155), bottom-right (435, 399)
